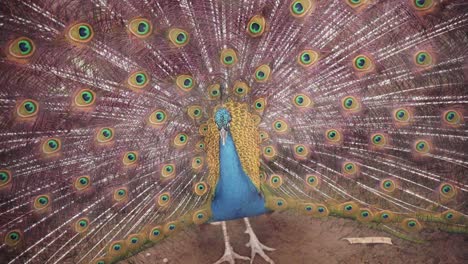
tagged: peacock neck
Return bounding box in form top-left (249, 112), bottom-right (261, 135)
top-left (210, 131), bottom-right (267, 221)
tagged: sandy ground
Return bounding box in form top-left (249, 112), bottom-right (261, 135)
top-left (122, 212), bottom-right (468, 264)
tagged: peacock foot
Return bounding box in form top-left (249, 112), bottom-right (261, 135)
top-left (212, 221), bottom-right (250, 264)
top-left (243, 217), bottom-right (275, 264)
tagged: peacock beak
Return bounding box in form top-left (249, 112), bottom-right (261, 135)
top-left (220, 127), bottom-right (227, 146)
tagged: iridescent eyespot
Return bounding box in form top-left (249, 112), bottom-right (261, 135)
top-left (43, 138), bottom-right (61, 154)
top-left (315, 204), bottom-right (329, 217)
top-left (269, 174), bottom-right (283, 188)
top-left (9, 37), bottom-right (35, 59)
top-left (199, 123), bottom-right (209, 136)
top-left (358, 209), bottom-right (374, 222)
top-left (325, 129), bottom-right (342, 143)
top-left (208, 83), bottom-right (221, 100)
top-left (253, 98), bottom-right (266, 112)
top-left (34, 195), bottom-right (50, 210)
top-left (341, 96), bottom-right (360, 111)
top-left (123, 151), bottom-right (138, 165)
top-left (301, 203), bottom-right (315, 215)
top-left (128, 18), bottom-right (152, 38)
top-left (193, 209), bottom-right (210, 225)
top-left (128, 71), bottom-right (150, 89)
top-left (161, 164), bottom-right (176, 178)
top-left (114, 188), bottom-right (128, 202)
top-left (5, 230), bottom-right (22, 247)
top-left (412, 0), bottom-right (434, 11)
top-left (74, 175), bottom-right (91, 191)
top-left (346, 0), bottom-right (367, 8)
top-left (290, 0), bottom-right (315, 17)
top-left (353, 55), bottom-right (373, 72)
top-left (414, 139), bottom-right (431, 154)
top-left (0, 169), bottom-right (12, 188)
top-left (294, 144), bottom-right (309, 158)
top-left (17, 99), bottom-right (39, 118)
top-left (305, 174), bottom-right (319, 188)
top-left (192, 157), bottom-right (204, 170)
top-left (176, 74), bottom-right (195, 92)
top-left (254, 64), bottom-right (271, 82)
top-left (220, 48), bottom-right (238, 66)
top-left (97, 128), bottom-right (114, 143)
top-left (149, 109), bottom-right (168, 126)
top-left (439, 183), bottom-right (456, 200)
top-left (164, 221), bottom-right (178, 234)
top-left (442, 210), bottom-right (460, 223)
top-left (128, 234), bottom-right (142, 247)
top-left (149, 226), bottom-right (163, 242)
top-left (174, 133), bottom-right (188, 147)
top-left (402, 218), bottom-right (422, 232)
top-left (95, 259), bottom-right (106, 264)
top-left (293, 94), bottom-right (313, 108)
top-left (196, 141), bottom-right (205, 152)
top-left (270, 197), bottom-right (288, 211)
top-left (371, 133), bottom-right (387, 147)
top-left (247, 15), bottom-right (266, 37)
top-left (414, 51), bottom-right (433, 67)
top-left (443, 110), bottom-right (462, 126)
top-left (157, 192), bottom-right (171, 206)
top-left (74, 89), bottom-right (96, 107)
top-left (232, 81), bottom-right (250, 97)
top-left (342, 202), bottom-right (358, 215)
top-left (194, 182), bottom-right (208, 196)
top-left (168, 28), bottom-right (190, 47)
top-left (378, 211), bottom-right (393, 223)
top-left (187, 105), bottom-right (203, 120)
top-left (272, 120), bottom-right (288, 133)
top-left (68, 23), bottom-right (94, 43)
top-left (109, 241), bottom-right (125, 254)
top-left (343, 162), bottom-right (358, 175)
top-left (380, 179), bottom-right (397, 193)
top-left (263, 146), bottom-right (276, 159)
top-left (393, 108), bottom-right (411, 123)
top-left (259, 131), bottom-right (269, 142)
top-left (75, 217), bottom-right (90, 233)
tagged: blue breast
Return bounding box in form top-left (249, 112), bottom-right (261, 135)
top-left (210, 131), bottom-right (268, 221)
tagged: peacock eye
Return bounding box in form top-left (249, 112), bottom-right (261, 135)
top-left (263, 145), bottom-right (276, 158)
top-left (439, 183), bottom-right (456, 200)
top-left (43, 138), bottom-right (61, 154)
top-left (254, 64), bottom-right (271, 82)
top-left (232, 81), bottom-right (250, 97)
top-left (414, 139), bottom-right (430, 154)
top-left (157, 192), bottom-right (171, 206)
top-left (169, 28), bottom-right (190, 47)
top-left (75, 175), bottom-right (91, 191)
top-left (5, 230), bottom-right (22, 247)
top-left (122, 151), bottom-right (138, 165)
top-left (161, 164), bottom-right (176, 178)
top-left (128, 18), bottom-right (152, 38)
top-left (220, 48), bottom-right (238, 66)
top-left (443, 110), bottom-right (462, 125)
top-left (176, 74), bottom-right (195, 92)
top-left (149, 109), bottom-right (168, 126)
top-left (34, 195), bottom-right (50, 210)
top-left (9, 37), bottom-right (36, 58)
top-left (412, 0), bottom-right (434, 11)
top-left (208, 83), bottom-right (221, 100)
top-left (68, 23), bottom-right (94, 43)
top-left (74, 89), bottom-right (96, 107)
top-left (353, 55), bottom-right (373, 72)
top-left (17, 99), bottom-right (39, 118)
top-left (97, 128), bottom-right (114, 143)
top-left (326, 129), bottom-right (341, 143)
top-left (269, 175), bottom-right (283, 188)
top-left (127, 71), bottom-right (150, 89)
top-left (343, 162), bottom-right (357, 175)
top-left (305, 174), bottom-right (319, 188)
top-left (0, 170), bottom-right (12, 187)
top-left (414, 51), bottom-right (433, 67)
top-left (174, 133), bottom-right (188, 147)
top-left (294, 144), bottom-right (309, 158)
top-left (188, 105), bottom-right (203, 120)
top-left (342, 96), bottom-right (359, 111)
top-left (253, 98), bottom-right (266, 112)
top-left (192, 157), bottom-right (203, 170)
top-left (247, 15), bottom-right (265, 37)
top-left (346, 0), bottom-right (366, 7)
top-left (75, 218), bottom-right (90, 233)
top-left (394, 108), bottom-right (410, 122)
top-left (380, 179), bottom-right (397, 193)
top-left (113, 188), bottom-right (128, 202)
top-left (344, 204), bottom-right (353, 211)
top-left (361, 211), bottom-right (369, 217)
top-left (293, 93), bottom-right (312, 108)
top-left (272, 120), bottom-right (288, 133)
top-left (371, 133), bottom-right (387, 147)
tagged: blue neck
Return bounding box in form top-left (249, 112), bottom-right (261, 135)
top-left (210, 132), bottom-right (267, 221)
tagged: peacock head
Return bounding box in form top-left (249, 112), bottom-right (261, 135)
top-left (215, 108), bottom-right (231, 145)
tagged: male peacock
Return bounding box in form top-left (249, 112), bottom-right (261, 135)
top-left (0, 0), bottom-right (467, 263)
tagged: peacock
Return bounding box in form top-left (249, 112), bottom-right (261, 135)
top-left (0, 0), bottom-right (467, 263)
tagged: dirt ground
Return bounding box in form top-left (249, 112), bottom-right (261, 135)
top-left (122, 212), bottom-right (468, 264)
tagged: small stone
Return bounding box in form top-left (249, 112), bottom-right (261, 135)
top-left (163, 258), bottom-right (169, 263)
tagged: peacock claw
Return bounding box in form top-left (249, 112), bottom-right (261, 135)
top-left (243, 217), bottom-right (275, 264)
top-left (213, 221), bottom-right (250, 264)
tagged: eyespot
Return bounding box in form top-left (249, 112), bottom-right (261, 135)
top-left (9, 37), bottom-right (35, 59)
top-left (252, 114), bottom-right (261, 125)
top-left (341, 96), bottom-right (360, 111)
top-left (196, 141), bottom-right (205, 152)
top-left (192, 157), bottom-right (204, 170)
top-left (393, 108), bottom-right (411, 123)
top-left (128, 71), bottom-right (150, 89)
top-left (270, 197), bottom-right (288, 211)
top-left (412, 0), bottom-right (434, 11)
top-left (272, 120), bottom-right (288, 133)
top-left (414, 51), bottom-right (433, 67)
top-left (371, 133), bottom-right (387, 147)
top-left (74, 175), bottom-right (91, 191)
top-left (192, 209), bottom-right (210, 225)
top-left (232, 81), bottom-right (250, 97)
top-left (174, 133), bottom-right (188, 147)
top-left (269, 174), bottom-right (283, 188)
top-left (157, 192), bottom-right (171, 207)
top-left (74, 217), bottom-right (90, 233)
top-left (247, 15), bottom-right (266, 37)
top-left (149, 109), bottom-right (168, 126)
top-left (402, 218), bottom-right (422, 232)
top-left (161, 164), bottom-right (176, 178)
top-left (315, 204), bottom-right (329, 217)
top-left (149, 226), bottom-right (163, 242)
top-left (442, 210), bottom-right (461, 223)
top-left (5, 230), bottom-right (22, 247)
top-left (0, 169), bottom-right (12, 188)
top-left (220, 48), bottom-right (238, 66)
top-left (176, 74), bottom-right (195, 92)
top-left (378, 210), bottom-right (394, 223)
top-left (342, 162), bottom-right (358, 176)
top-left (68, 23), bottom-right (94, 43)
top-left (298, 49), bottom-right (320, 68)
top-left (123, 151), bottom-right (138, 165)
top-left (208, 83), bottom-right (221, 100)
top-left (254, 64), bottom-right (271, 82)
top-left (74, 89), bottom-right (96, 107)
top-left (188, 105), bottom-right (203, 120)
top-left (342, 202), bottom-right (359, 215)
top-left (17, 99), bottom-right (39, 118)
top-left (439, 183), bottom-right (456, 200)
top-left (293, 94), bottom-right (313, 108)
top-left (358, 209), bottom-right (374, 222)
top-left (199, 123), bottom-right (209, 136)
top-left (443, 110), bottom-right (462, 126)
top-left (263, 146), bottom-right (277, 159)
top-left (353, 55), bottom-right (373, 72)
top-left (113, 188), bottom-right (128, 202)
top-left (290, 0), bottom-right (315, 17)
top-left (97, 128), bottom-right (114, 143)
top-left (305, 174), bottom-right (319, 188)
top-left (253, 98), bottom-right (266, 112)
top-left (325, 129), bottom-right (342, 143)
top-left (34, 194), bottom-right (50, 210)
top-left (95, 259), bottom-right (107, 264)
top-left (259, 171), bottom-right (267, 183)
top-left (163, 221), bottom-right (178, 235)
top-left (128, 18), bottom-right (152, 38)
top-left (380, 179), bottom-right (397, 193)
top-left (109, 241), bottom-right (125, 255)
top-left (294, 144), bottom-right (309, 159)
top-left (127, 234), bottom-right (143, 248)
top-left (43, 138), bottom-right (61, 154)
top-left (414, 139), bottom-right (431, 154)
top-left (259, 131), bottom-right (269, 142)
top-left (301, 203), bottom-right (315, 215)
top-left (168, 28), bottom-right (190, 47)
top-left (346, 0), bottom-right (367, 8)
top-left (194, 182), bottom-right (208, 196)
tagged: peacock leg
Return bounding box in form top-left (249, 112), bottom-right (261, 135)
top-left (243, 217), bottom-right (275, 264)
top-left (212, 221), bottom-right (250, 264)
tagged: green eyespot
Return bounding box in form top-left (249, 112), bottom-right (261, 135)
top-left (157, 192), bottom-right (171, 206)
top-left (161, 164), bottom-right (176, 178)
top-left (290, 0), bottom-right (315, 18)
top-left (0, 170), bottom-right (12, 188)
top-left (128, 71), bottom-right (150, 89)
top-left (412, 0), bottom-right (434, 11)
top-left (220, 48), bottom-right (238, 66)
top-left (394, 108), bottom-right (411, 123)
top-left (247, 15), bottom-right (266, 37)
top-left (414, 51), bottom-right (433, 67)
top-left (128, 18), bottom-right (152, 38)
top-left (34, 195), bottom-right (50, 210)
top-left (169, 28), bottom-right (190, 47)
top-left (5, 230), bottom-right (22, 247)
top-left (326, 129), bottom-right (342, 143)
top-left (233, 81), bottom-right (250, 97)
top-left (68, 23), bottom-right (94, 43)
top-left (174, 133), bottom-right (188, 147)
top-left (194, 182), bottom-right (208, 196)
top-left (371, 133), bottom-right (387, 147)
top-left (342, 96), bottom-right (360, 111)
top-left (9, 37), bottom-right (35, 58)
top-left (305, 174), bottom-right (319, 188)
top-left (353, 55), bottom-right (373, 72)
top-left (269, 175), bottom-right (283, 188)
top-left (343, 162), bottom-right (357, 175)
top-left (443, 110), bottom-right (462, 126)
top-left (254, 64), bottom-right (271, 82)
top-left (414, 139), bottom-right (431, 154)
top-left (43, 138), bottom-right (61, 154)
top-left (273, 120), bottom-right (288, 133)
top-left (123, 151), bottom-right (138, 165)
top-left (74, 175), bottom-right (91, 191)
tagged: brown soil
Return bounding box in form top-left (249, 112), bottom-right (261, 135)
top-left (122, 212), bottom-right (468, 264)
